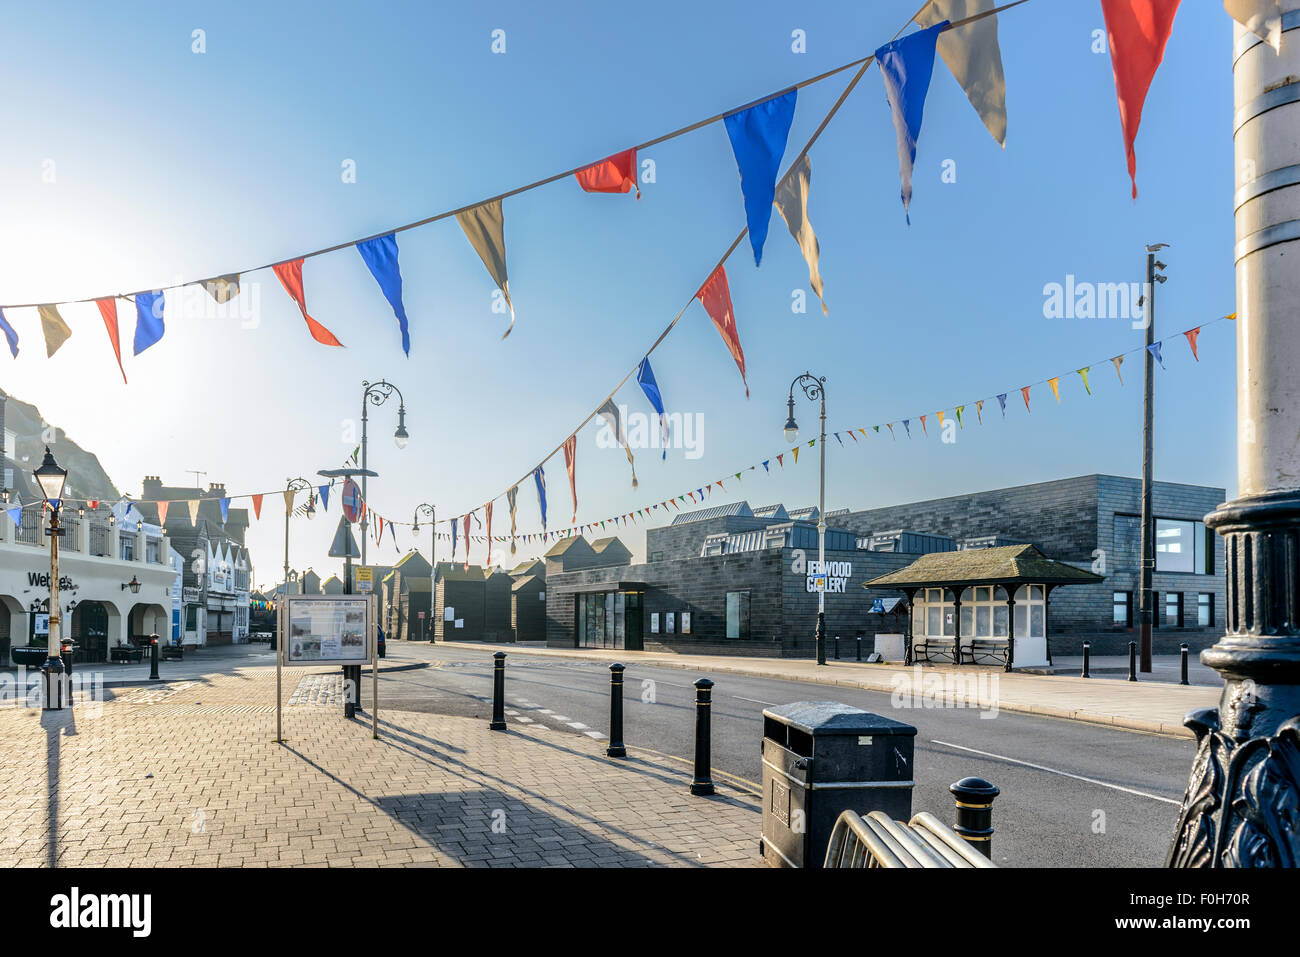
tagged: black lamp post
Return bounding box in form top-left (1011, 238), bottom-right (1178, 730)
top-left (784, 373), bottom-right (828, 666)
top-left (414, 503), bottom-right (436, 641)
top-left (34, 448), bottom-right (68, 710)
top-left (360, 379), bottom-right (408, 566)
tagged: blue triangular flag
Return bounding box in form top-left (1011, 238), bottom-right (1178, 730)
top-left (834, 432), bottom-right (843, 446)
top-left (902, 419), bottom-right (911, 437)
top-left (318, 484), bottom-right (330, 511)
top-left (724, 90), bottom-right (797, 266)
top-left (636, 357), bottom-right (669, 459)
top-left (356, 233), bottom-right (411, 355)
top-left (134, 291), bottom-right (165, 355)
top-left (996, 394), bottom-right (1007, 416)
top-left (1147, 342), bottom-right (1165, 368)
top-left (451, 515), bottom-right (457, 558)
top-left (875, 21), bottom-right (947, 224)
top-left (6, 506), bottom-right (21, 525)
top-left (762, 460), bottom-right (770, 472)
top-left (219, 497), bottom-right (230, 524)
top-left (534, 466), bottom-right (547, 531)
top-left (0, 307), bottom-right (18, 358)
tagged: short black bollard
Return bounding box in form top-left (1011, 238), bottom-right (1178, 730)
top-left (833, 636), bottom-right (840, 660)
top-left (689, 678), bottom-right (715, 796)
top-left (1081, 641), bottom-right (1091, 679)
top-left (607, 663), bottom-right (627, 757)
top-left (60, 639), bottom-right (74, 680)
top-left (488, 652), bottom-right (507, 731)
top-left (856, 636), bottom-right (862, 661)
top-left (148, 634), bottom-right (160, 681)
top-left (1180, 643), bottom-right (1190, 685)
top-left (1128, 641), bottom-right (1137, 682)
top-left (950, 777), bottom-right (999, 859)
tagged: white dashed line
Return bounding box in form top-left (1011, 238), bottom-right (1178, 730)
top-left (552, 715), bottom-right (571, 723)
top-left (505, 709), bottom-right (519, 716)
top-left (516, 716), bottom-right (534, 723)
top-left (537, 709), bottom-right (553, 715)
top-left (566, 722), bottom-right (588, 730)
top-left (584, 731), bottom-right (605, 739)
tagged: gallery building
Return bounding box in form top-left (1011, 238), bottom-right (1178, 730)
top-left (539, 475), bottom-right (1227, 660)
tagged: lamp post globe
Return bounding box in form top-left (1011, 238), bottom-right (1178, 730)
top-left (34, 447), bottom-right (68, 502)
top-left (34, 447), bottom-right (68, 710)
top-left (394, 406), bottom-right (410, 450)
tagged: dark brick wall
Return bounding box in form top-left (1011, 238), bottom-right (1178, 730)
top-left (512, 577), bottom-right (547, 641)
top-left (645, 516), bottom-right (774, 563)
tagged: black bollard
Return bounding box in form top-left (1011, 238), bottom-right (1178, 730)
top-left (1128, 641), bottom-right (1137, 682)
top-left (60, 639), bottom-right (74, 680)
top-left (488, 652), bottom-right (507, 731)
top-left (689, 678), bottom-right (715, 796)
top-left (1081, 641), bottom-right (1091, 679)
top-left (833, 636), bottom-right (840, 660)
top-left (856, 636), bottom-right (862, 661)
top-left (343, 665), bottom-right (357, 718)
top-left (607, 663), bottom-right (627, 758)
top-left (950, 777), bottom-right (1000, 859)
top-left (1180, 643), bottom-right (1189, 685)
top-left (148, 634), bottom-right (160, 681)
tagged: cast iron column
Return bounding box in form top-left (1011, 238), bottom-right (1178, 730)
top-left (1167, 17), bottom-right (1300, 868)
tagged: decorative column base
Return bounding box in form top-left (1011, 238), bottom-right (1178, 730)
top-left (1166, 491), bottom-right (1300, 868)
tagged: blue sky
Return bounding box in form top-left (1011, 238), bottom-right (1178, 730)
top-left (0, 0), bottom-right (1237, 583)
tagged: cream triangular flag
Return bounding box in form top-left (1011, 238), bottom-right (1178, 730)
top-left (187, 499), bottom-right (200, 525)
top-left (916, 0), bottom-right (1008, 146)
top-left (456, 199), bottom-right (514, 337)
top-left (283, 489), bottom-right (296, 513)
top-left (37, 305), bottom-right (72, 357)
top-left (1225, 1), bottom-right (1283, 53)
top-left (774, 154), bottom-right (828, 315)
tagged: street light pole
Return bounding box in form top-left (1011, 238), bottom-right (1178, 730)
top-left (414, 503), bottom-right (435, 642)
top-left (360, 379), bottom-right (408, 568)
top-left (1167, 20), bottom-right (1300, 867)
top-left (1138, 245), bottom-right (1168, 674)
top-left (283, 477), bottom-right (314, 594)
top-left (34, 448), bottom-right (69, 710)
top-left (784, 372), bottom-right (828, 666)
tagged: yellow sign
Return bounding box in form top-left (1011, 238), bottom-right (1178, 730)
top-left (356, 567), bottom-right (374, 594)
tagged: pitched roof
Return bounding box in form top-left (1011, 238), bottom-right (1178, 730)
top-left (511, 574), bottom-right (542, 592)
top-left (544, 536), bottom-right (588, 557)
top-left (669, 501), bottom-right (753, 525)
top-left (864, 544), bottom-right (1105, 589)
top-left (590, 537), bottom-right (628, 553)
top-left (509, 559), bottom-right (542, 577)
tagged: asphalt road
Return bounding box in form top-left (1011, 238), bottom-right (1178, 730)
top-left (367, 641), bottom-right (1198, 868)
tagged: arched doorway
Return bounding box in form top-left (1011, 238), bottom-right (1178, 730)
top-left (71, 601), bottom-right (110, 663)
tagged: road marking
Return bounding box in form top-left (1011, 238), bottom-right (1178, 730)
top-left (552, 715), bottom-right (571, 723)
top-left (731, 695), bottom-right (777, 706)
top-left (566, 721), bottom-right (588, 729)
top-left (584, 731), bottom-right (605, 739)
top-left (505, 709), bottom-right (519, 716)
top-left (516, 716), bottom-right (534, 723)
top-left (537, 709), bottom-right (553, 715)
top-left (930, 740), bottom-right (1181, 806)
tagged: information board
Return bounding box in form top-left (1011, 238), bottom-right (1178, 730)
top-left (280, 595), bottom-right (373, 666)
top-left (356, 567), bottom-right (374, 594)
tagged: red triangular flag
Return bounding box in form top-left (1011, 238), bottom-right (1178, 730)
top-left (156, 500), bottom-right (169, 526)
top-left (1021, 386), bottom-right (1032, 412)
top-left (1184, 326), bottom-right (1200, 361)
top-left (251, 494), bottom-right (263, 520)
top-left (574, 148), bottom-right (640, 199)
top-left (272, 258), bottom-right (344, 346)
top-left (95, 298), bottom-right (128, 384)
top-left (1101, 0), bottom-right (1182, 199)
top-left (696, 265), bottom-right (749, 397)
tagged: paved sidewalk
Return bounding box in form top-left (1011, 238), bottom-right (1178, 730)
top-left (0, 668), bottom-right (760, 868)
top-left (437, 642), bottom-right (1221, 739)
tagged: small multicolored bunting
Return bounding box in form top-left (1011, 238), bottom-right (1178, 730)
top-left (219, 497), bottom-right (230, 525)
top-left (1184, 326), bottom-right (1201, 360)
top-left (976, 399), bottom-right (984, 424)
top-left (1048, 377), bottom-right (1061, 402)
top-left (1148, 341), bottom-right (1165, 368)
top-left (1112, 354), bottom-right (1125, 384)
top-left (1078, 367), bottom-right (1092, 394)
top-left (318, 485), bottom-right (330, 511)
top-left (1020, 386), bottom-right (1031, 412)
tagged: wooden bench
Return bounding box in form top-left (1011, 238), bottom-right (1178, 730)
top-left (160, 644), bottom-right (183, 661)
top-left (962, 638), bottom-right (1010, 666)
top-left (110, 645), bottom-right (144, 664)
top-left (912, 638), bottom-right (959, 664)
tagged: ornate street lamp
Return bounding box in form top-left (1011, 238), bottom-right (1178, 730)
top-left (360, 379), bottom-right (407, 565)
top-left (414, 503), bottom-right (436, 642)
top-left (121, 576), bottom-right (141, 594)
top-left (33, 448), bottom-right (68, 710)
top-left (783, 373), bottom-right (828, 666)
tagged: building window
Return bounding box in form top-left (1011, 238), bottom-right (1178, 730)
top-left (1114, 515), bottom-right (1215, 574)
top-left (1113, 591), bottom-right (1133, 627)
top-left (17, 510), bottom-right (40, 545)
top-left (916, 588), bottom-right (960, 638)
top-left (118, 534), bottom-right (135, 562)
top-left (1013, 585), bottom-right (1046, 639)
top-left (146, 538), bottom-right (162, 564)
top-left (1197, 593), bottom-right (1213, 628)
top-left (649, 551), bottom-right (663, 563)
top-left (1165, 592), bottom-right (1184, 628)
top-left (957, 586), bottom-right (1006, 638)
top-left (726, 591), bottom-right (750, 639)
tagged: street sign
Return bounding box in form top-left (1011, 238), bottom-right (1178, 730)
top-left (356, 567), bottom-right (373, 594)
top-left (341, 478), bottom-right (362, 523)
top-left (328, 516), bottom-right (361, 559)
top-left (871, 599), bottom-right (885, 614)
top-left (812, 575), bottom-right (827, 593)
top-left (418, 611), bottom-right (425, 619)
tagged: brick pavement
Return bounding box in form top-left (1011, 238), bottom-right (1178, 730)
top-left (0, 668), bottom-right (761, 868)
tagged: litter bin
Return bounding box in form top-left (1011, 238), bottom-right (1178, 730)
top-left (760, 701), bottom-right (916, 868)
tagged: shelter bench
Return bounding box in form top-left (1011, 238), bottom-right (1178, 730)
top-left (913, 638), bottom-right (959, 664)
top-left (110, 645), bottom-right (144, 664)
top-left (962, 639), bottom-right (1010, 666)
